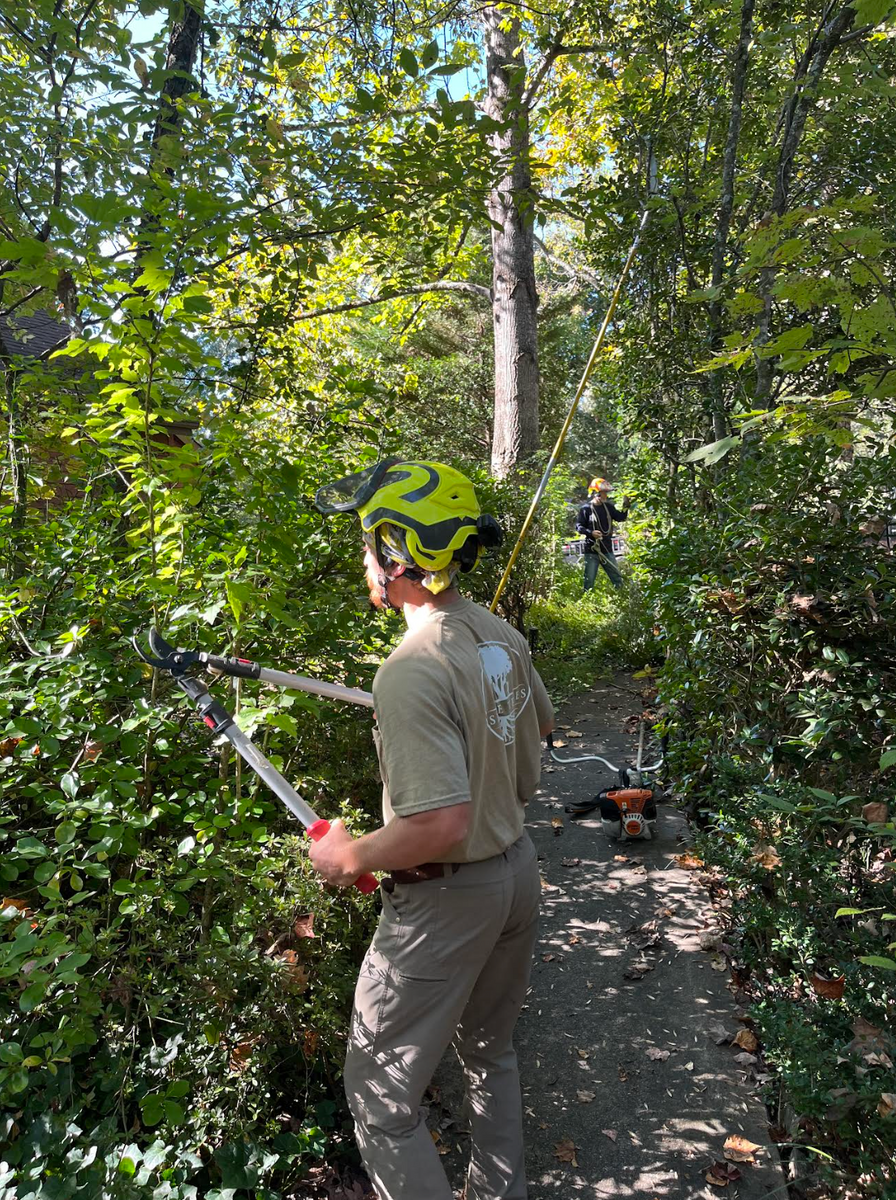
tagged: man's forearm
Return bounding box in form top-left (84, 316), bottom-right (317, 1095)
top-left (349, 803), bottom-right (471, 873)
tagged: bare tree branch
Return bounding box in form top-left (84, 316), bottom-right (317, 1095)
top-left (534, 236), bottom-right (603, 291)
top-left (523, 43), bottom-right (607, 108)
top-left (292, 280), bottom-right (492, 321)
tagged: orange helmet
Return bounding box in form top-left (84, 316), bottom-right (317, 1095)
top-left (588, 477), bottom-right (611, 495)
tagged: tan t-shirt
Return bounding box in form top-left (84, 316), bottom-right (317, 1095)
top-left (371, 597), bottom-right (554, 863)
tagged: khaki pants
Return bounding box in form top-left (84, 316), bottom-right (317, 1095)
top-left (344, 833), bottom-right (540, 1200)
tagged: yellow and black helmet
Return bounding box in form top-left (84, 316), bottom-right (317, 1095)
top-left (315, 458), bottom-right (502, 592)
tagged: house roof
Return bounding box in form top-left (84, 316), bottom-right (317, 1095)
top-left (0, 311), bottom-right (71, 360)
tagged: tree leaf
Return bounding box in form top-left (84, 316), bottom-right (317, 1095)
top-left (684, 436), bottom-right (741, 464)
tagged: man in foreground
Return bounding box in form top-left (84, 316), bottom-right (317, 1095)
top-left (309, 458), bottom-right (554, 1200)
top-left (575, 476), bottom-right (631, 591)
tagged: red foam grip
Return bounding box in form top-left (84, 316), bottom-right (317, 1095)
top-left (307, 820), bottom-right (378, 894)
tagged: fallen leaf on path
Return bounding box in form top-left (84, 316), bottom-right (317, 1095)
top-left (624, 959), bottom-right (654, 980)
top-left (674, 853), bottom-right (704, 870)
top-left (710, 955), bottom-right (727, 972)
top-left (576, 1090), bottom-right (595, 1103)
top-left (561, 857), bottom-right (581, 867)
top-left (576, 1047), bottom-right (590, 1059)
top-left (684, 1061), bottom-right (694, 1071)
top-left (723, 1135), bottom-right (762, 1163)
top-left (877, 1093), bottom-right (896, 1118)
top-left (613, 854), bottom-right (629, 862)
top-left (646, 1048), bottom-right (671, 1061)
top-left (568, 933), bottom-right (581, 945)
top-left (734, 1029), bottom-right (759, 1053)
top-left (707, 1022), bottom-right (732, 1046)
top-left (733, 1052), bottom-right (758, 1066)
top-left (810, 970), bottom-right (845, 1000)
top-left (601, 1129), bottom-right (617, 1142)
top-left (617, 1066), bottom-right (628, 1081)
top-left (699, 930), bottom-right (723, 951)
top-left (706, 1162), bottom-right (741, 1188)
top-left (567, 730), bottom-right (583, 738)
top-left (540, 876), bottom-right (559, 892)
top-left (552, 739), bottom-right (569, 748)
top-left (553, 1138), bottom-right (579, 1167)
top-left (541, 953), bottom-right (560, 962)
top-left (551, 817), bottom-right (564, 836)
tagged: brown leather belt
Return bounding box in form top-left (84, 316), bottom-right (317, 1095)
top-left (381, 862), bottom-right (461, 892)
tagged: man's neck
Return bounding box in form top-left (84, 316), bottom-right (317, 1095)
top-left (403, 587), bottom-right (462, 630)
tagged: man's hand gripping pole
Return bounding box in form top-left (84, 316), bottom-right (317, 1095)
top-left (133, 630), bottom-right (378, 895)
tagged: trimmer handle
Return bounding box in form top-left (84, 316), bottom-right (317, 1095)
top-left (307, 820), bottom-right (379, 894)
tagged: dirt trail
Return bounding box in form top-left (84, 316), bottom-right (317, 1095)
top-left (431, 675), bottom-right (784, 1200)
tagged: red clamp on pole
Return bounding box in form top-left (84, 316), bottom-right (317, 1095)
top-left (307, 820), bottom-right (379, 894)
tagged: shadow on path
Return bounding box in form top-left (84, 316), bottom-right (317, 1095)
top-left (432, 676), bottom-right (784, 1200)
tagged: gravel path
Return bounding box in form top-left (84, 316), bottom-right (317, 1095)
top-left (431, 675), bottom-right (784, 1200)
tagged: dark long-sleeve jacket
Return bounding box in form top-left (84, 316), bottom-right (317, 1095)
top-left (575, 500), bottom-right (628, 554)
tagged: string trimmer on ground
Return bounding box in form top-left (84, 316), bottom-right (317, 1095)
top-left (133, 629), bottom-right (378, 894)
top-left (547, 721), bottom-right (663, 842)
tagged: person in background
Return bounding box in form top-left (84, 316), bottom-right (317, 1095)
top-left (575, 476), bottom-right (631, 591)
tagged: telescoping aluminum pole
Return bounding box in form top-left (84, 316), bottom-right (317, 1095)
top-left (143, 629), bottom-right (374, 708)
top-left (173, 676), bottom-right (378, 894)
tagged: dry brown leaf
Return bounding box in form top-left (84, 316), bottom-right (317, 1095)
top-left (553, 1137), bottom-right (579, 1167)
top-left (646, 1048), bottom-right (671, 1061)
top-left (734, 1029), bottom-right (759, 1053)
top-left (229, 1040), bottom-right (257, 1073)
top-left (810, 970), bottom-right (845, 1000)
top-left (303, 1029), bottom-right (319, 1058)
top-left (293, 913), bottom-right (316, 938)
top-left (673, 853), bottom-right (704, 870)
top-left (723, 1135), bottom-right (762, 1163)
top-left (552, 738), bottom-right (568, 748)
top-left (1, 898), bottom-right (31, 916)
top-left (751, 843), bottom-right (782, 870)
top-left (617, 1066), bottom-right (628, 1081)
top-left (707, 1021), bottom-right (732, 1045)
top-left (576, 1047), bottom-right (590, 1059)
top-left (614, 855), bottom-right (629, 863)
top-left (602, 1129), bottom-right (618, 1142)
top-left (877, 1093), bottom-right (896, 1118)
top-left (706, 1161), bottom-right (741, 1188)
top-left (542, 953), bottom-right (560, 962)
top-left (710, 955), bottom-right (728, 972)
top-left (624, 959), bottom-right (654, 980)
top-left (551, 817), bottom-right (564, 837)
top-left (576, 1090), bottom-right (595, 1104)
top-left (848, 1018), bottom-right (890, 1055)
top-left (567, 730), bottom-right (583, 738)
top-left (568, 933), bottom-right (581, 945)
top-left (561, 857), bottom-right (581, 868)
top-left (733, 1052), bottom-right (758, 1066)
top-left (863, 802), bottom-right (889, 825)
top-left (699, 930), bottom-right (723, 951)
top-left (279, 950), bottom-right (310, 992)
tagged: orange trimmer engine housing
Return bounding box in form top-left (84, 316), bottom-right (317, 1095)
top-left (598, 786), bottom-right (658, 840)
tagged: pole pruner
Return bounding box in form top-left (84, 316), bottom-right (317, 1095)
top-left (133, 629), bottom-right (378, 895)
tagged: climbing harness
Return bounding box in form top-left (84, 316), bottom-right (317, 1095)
top-left (133, 629), bottom-right (377, 894)
top-left (548, 720), bottom-right (664, 843)
top-left (490, 179), bottom-right (656, 613)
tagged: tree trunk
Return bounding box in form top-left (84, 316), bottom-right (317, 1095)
top-left (137, 2), bottom-right (203, 252)
top-left (755, 4), bottom-right (855, 407)
top-left (483, 6), bottom-right (540, 478)
top-left (708, 0), bottom-right (756, 441)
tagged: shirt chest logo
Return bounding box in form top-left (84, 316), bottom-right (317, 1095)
top-left (477, 640), bottom-right (531, 746)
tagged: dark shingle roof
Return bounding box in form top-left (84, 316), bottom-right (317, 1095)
top-left (0, 311), bottom-right (71, 360)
